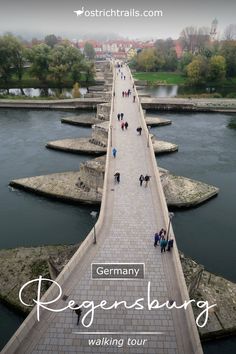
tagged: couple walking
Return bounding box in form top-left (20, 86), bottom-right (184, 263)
top-left (139, 174), bottom-right (151, 187)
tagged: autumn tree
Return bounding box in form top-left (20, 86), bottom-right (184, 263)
top-left (186, 56), bottom-right (208, 84)
top-left (136, 48), bottom-right (163, 72)
top-left (178, 52), bottom-right (193, 74)
top-left (208, 55), bottom-right (226, 82)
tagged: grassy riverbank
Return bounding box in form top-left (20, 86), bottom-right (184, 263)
top-left (133, 71), bottom-right (236, 88)
top-left (133, 72), bottom-right (187, 85)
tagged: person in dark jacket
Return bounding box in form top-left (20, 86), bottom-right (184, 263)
top-left (167, 239), bottom-right (174, 251)
top-left (144, 175), bottom-right (151, 187)
top-left (114, 172), bottom-right (120, 183)
top-left (136, 126), bottom-right (142, 135)
top-left (73, 305), bottom-right (82, 326)
top-left (139, 174), bottom-right (144, 186)
top-left (154, 232), bottom-right (160, 247)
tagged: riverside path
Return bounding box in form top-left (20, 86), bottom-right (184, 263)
top-left (3, 63), bottom-right (203, 354)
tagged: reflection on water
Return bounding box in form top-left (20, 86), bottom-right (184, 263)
top-left (140, 85), bottom-right (178, 97)
top-left (140, 84), bottom-right (236, 98)
top-left (228, 116), bottom-right (236, 130)
top-left (0, 87), bottom-right (87, 98)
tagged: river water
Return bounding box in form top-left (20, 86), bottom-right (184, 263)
top-left (139, 85), bottom-right (236, 98)
top-left (0, 108), bottom-right (235, 352)
top-left (0, 109), bottom-right (98, 348)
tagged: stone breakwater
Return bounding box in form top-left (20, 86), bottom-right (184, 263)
top-left (0, 245), bottom-right (235, 341)
top-left (141, 97), bottom-right (236, 112)
top-left (61, 114), bottom-right (171, 128)
top-left (47, 120), bottom-right (179, 156)
top-left (180, 252), bottom-right (236, 340)
top-left (10, 156), bottom-right (219, 208)
top-left (1, 97), bottom-right (236, 112)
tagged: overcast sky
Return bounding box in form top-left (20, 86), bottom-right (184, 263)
top-left (1, 0), bottom-right (236, 40)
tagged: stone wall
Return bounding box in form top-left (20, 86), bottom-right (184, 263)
top-left (96, 103), bottom-right (111, 120)
top-left (90, 122), bottom-right (109, 147)
top-left (79, 157), bottom-right (105, 190)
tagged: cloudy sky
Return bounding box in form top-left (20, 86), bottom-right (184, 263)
top-left (1, 0), bottom-right (236, 39)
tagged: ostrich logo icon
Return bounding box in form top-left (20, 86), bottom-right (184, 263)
top-left (74, 7), bottom-right (85, 16)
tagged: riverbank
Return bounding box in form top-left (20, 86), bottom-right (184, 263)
top-left (0, 245), bottom-right (78, 314)
top-left (1, 96), bottom-right (236, 112)
top-left (0, 244), bottom-right (235, 341)
top-left (133, 71), bottom-right (236, 88)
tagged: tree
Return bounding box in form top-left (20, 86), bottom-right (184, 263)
top-left (27, 44), bottom-right (51, 84)
top-left (49, 45), bottom-right (69, 92)
top-left (84, 42), bottom-right (95, 60)
top-left (84, 62), bottom-right (95, 85)
top-left (180, 26), bottom-right (210, 53)
top-left (220, 41), bottom-right (236, 77)
top-left (60, 45), bottom-right (84, 82)
top-left (44, 34), bottom-right (59, 48)
top-left (0, 35), bottom-right (15, 93)
top-left (155, 38), bottom-right (178, 71)
top-left (223, 24), bottom-right (236, 40)
top-left (136, 48), bottom-right (163, 72)
top-left (178, 52), bottom-right (193, 74)
top-left (208, 55), bottom-right (226, 82)
top-left (72, 82), bottom-right (81, 98)
top-left (186, 56), bottom-right (208, 85)
top-left (10, 36), bottom-right (26, 94)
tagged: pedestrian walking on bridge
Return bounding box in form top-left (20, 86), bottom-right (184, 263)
top-left (112, 147), bottom-right (117, 158)
top-left (114, 172), bottom-right (120, 183)
top-left (144, 175), bottom-right (151, 187)
top-left (139, 174), bottom-right (144, 186)
top-left (73, 305), bottom-right (82, 326)
top-left (136, 126), bottom-right (142, 135)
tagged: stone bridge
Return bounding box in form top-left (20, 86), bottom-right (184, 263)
top-left (2, 62), bottom-right (203, 354)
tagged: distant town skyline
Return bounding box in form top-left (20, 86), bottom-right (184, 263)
top-left (0, 0), bottom-right (236, 40)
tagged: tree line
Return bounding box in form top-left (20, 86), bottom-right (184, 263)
top-left (130, 24), bottom-right (236, 85)
top-left (0, 34), bottom-right (95, 94)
